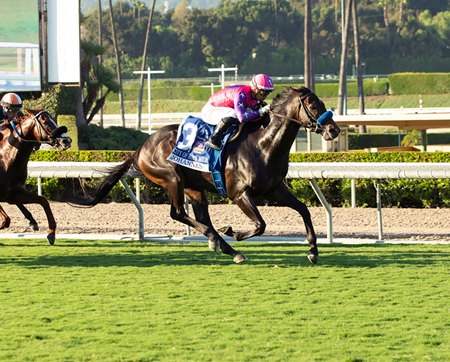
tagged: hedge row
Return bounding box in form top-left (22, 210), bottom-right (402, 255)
top-left (388, 73), bottom-right (450, 95)
top-left (348, 133), bottom-right (450, 150)
top-left (27, 151), bottom-right (450, 208)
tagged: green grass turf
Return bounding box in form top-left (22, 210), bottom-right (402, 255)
top-left (0, 240), bottom-right (448, 361)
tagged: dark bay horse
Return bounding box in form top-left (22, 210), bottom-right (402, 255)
top-left (0, 109), bottom-right (72, 244)
top-left (79, 87), bottom-right (340, 263)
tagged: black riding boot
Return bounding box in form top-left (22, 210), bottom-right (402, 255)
top-left (205, 117), bottom-right (238, 150)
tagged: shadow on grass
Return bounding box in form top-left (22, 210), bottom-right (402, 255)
top-left (0, 241), bottom-right (448, 268)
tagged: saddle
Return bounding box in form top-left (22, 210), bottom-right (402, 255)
top-left (167, 116), bottom-right (245, 195)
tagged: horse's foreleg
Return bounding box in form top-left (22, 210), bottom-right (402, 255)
top-left (8, 191), bottom-right (56, 245)
top-left (266, 183), bottom-right (318, 264)
top-left (0, 205), bottom-right (11, 229)
top-left (16, 204), bottom-right (39, 231)
top-left (228, 189), bottom-right (266, 240)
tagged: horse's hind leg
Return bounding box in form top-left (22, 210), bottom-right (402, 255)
top-left (17, 204), bottom-right (39, 231)
top-left (8, 191), bottom-right (56, 245)
top-left (185, 190), bottom-right (219, 252)
top-left (224, 189), bottom-right (266, 241)
top-left (171, 189), bottom-right (247, 263)
top-left (266, 183), bottom-right (318, 264)
top-left (0, 205), bottom-right (11, 229)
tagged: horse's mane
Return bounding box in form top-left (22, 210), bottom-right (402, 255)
top-left (14, 108), bottom-right (45, 122)
top-left (24, 108), bottom-right (45, 115)
top-left (270, 86), bottom-right (309, 113)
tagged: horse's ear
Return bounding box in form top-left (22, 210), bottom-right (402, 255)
top-left (298, 86), bottom-right (309, 93)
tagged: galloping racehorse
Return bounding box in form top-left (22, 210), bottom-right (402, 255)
top-left (0, 109), bottom-right (72, 244)
top-left (79, 87), bottom-right (340, 263)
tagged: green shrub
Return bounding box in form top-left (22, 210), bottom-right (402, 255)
top-left (79, 125), bottom-right (149, 150)
top-left (388, 73), bottom-right (450, 95)
top-left (23, 83), bottom-right (78, 116)
top-left (349, 133), bottom-right (450, 150)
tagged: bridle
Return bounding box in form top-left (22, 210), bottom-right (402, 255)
top-left (269, 90), bottom-right (333, 134)
top-left (9, 110), bottom-right (67, 146)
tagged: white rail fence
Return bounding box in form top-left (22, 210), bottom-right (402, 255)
top-left (0, 42), bottom-right (40, 75)
top-left (27, 161), bottom-right (450, 242)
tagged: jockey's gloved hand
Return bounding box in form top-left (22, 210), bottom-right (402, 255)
top-left (259, 104), bottom-right (270, 116)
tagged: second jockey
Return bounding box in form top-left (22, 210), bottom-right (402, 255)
top-left (0, 92), bottom-right (23, 127)
top-left (202, 74), bottom-right (274, 150)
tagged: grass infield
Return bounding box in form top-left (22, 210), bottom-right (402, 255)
top-left (0, 240), bottom-right (448, 361)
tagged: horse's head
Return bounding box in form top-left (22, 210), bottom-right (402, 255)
top-left (296, 87), bottom-right (340, 141)
top-left (270, 87), bottom-right (340, 141)
top-left (14, 109), bottom-right (72, 150)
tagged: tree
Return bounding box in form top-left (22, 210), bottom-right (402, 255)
top-left (352, 0), bottom-right (365, 126)
top-left (108, 0), bottom-right (125, 126)
top-left (304, 0), bottom-right (314, 91)
top-left (79, 41), bottom-right (119, 124)
top-left (137, 0), bottom-right (157, 128)
top-left (78, 0), bottom-right (450, 78)
top-left (134, 0), bottom-right (146, 24)
top-left (98, 0), bottom-right (104, 126)
top-left (337, 0), bottom-right (352, 115)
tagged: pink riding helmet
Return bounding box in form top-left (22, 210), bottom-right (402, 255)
top-left (251, 74), bottom-right (274, 91)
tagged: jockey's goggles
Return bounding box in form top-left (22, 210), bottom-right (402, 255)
top-left (6, 105), bottom-right (21, 113)
top-left (258, 89), bottom-right (272, 97)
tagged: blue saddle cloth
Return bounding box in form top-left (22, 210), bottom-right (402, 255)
top-left (167, 115), bottom-right (235, 196)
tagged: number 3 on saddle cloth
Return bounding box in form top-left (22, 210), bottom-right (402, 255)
top-left (167, 115), bottom-right (237, 196)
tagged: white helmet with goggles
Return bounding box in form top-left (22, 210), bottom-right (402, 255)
top-left (1, 93), bottom-right (22, 112)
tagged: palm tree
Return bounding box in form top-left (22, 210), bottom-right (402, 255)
top-left (352, 0), bottom-right (365, 123)
top-left (98, 0), bottom-right (104, 126)
top-left (108, 0), bottom-right (125, 126)
top-left (134, 0), bottom-right (146, 25)
top-left (337, 0), bottom-right (352, 115)
top-left (137, 0), bottom-right (157, 129)
top-left (304, 0), bottom-right (315, 91)
top-left (79, 41), bottom-right (119, 124)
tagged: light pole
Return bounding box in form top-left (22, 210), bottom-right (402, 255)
top-left (133, 67), bottom-right (165, 133)
top-left (207, 64), bottom-right (238, 89)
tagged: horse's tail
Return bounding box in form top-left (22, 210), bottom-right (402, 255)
top-left (75, 154), bottom-right (138, 207)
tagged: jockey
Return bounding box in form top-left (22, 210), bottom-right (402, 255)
top-left (0, 93), bottom-right (23, 126)
top-left (202, 73), bottom-right (274, 150)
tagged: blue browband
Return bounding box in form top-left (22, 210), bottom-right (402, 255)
top-left (317, 110), bottom-right (333, 125)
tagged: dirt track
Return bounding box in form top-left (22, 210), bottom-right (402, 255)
top-left (1, 202), bottom-right (449, 242)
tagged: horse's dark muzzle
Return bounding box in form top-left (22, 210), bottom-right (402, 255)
top-left (58, 136), bottom-right (72, 150)
top-left (330, 125), bottom-right (341, 138)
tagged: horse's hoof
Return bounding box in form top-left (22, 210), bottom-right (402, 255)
top-left (30, 223), bottom-right (39, 231)
top-left (307, 252), bottom-right (318, 264)
top-left (233, 253), bottom-right (248, 264)
top-left (47, 234), bottom-right (55, 246)
top-left (208, 240), bottom-right (220, 252)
